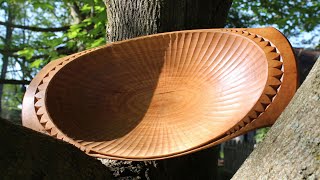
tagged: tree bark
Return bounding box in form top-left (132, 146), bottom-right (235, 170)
top-left (103, 0), bottom-right (232, 179)
top-left (0, 118), bottom-right (114, 179)
top-left (105, 0), bottom-right (232, 42)
top-left (232, 57), bottom-right (320, 179)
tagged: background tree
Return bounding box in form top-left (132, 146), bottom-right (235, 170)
top-left (228, 0), bottom-right (320, 47)
top-left (0, 0), bottom-right (107, 122)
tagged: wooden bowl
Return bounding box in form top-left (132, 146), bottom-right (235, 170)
top-left (22, 28), bottom-right (297, 160)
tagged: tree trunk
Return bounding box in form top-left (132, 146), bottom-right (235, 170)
top-left (102, 0), bottom-right (232, 179)
top-left (0, 118), bottom-right (114, 179)
top-left (232, 57), bottom-right (320, 179)
top-left (105, 0), bottom-right (232, 42)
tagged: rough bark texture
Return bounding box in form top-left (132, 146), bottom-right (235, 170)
top-left (0, 118), bottom-right (114, 179)
top-left (105, 0), bottom-right (232, 42)
top-left (102, 0), bottom-right (232, 179)
top-left (232, 57), bottom-right (320, 179)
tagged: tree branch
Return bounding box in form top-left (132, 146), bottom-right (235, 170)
top-left (0, 46), bottom-right (51, 54)
top-left (0, 48), bottom-right (24, 54)
top-left (0, 21), bottom-right (70, 32)
top-left (69, 2), bottom-right (85, 23)
top-left (10, 54), bottom-right (49, 60)
top-left (0, 79), bottom-right (30, 85)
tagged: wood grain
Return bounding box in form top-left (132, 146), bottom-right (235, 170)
top-left (22, 28), bottom-right (297, 160)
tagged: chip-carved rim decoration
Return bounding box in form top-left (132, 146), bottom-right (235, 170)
top-left (33, 47), bottom-right (102, 151)
top-left (221, 29), bottom-right (283, 136)
top-left (32, 29), bottom-right (283, 158)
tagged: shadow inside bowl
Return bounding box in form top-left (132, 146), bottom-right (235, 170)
top-left (45, 31), bottom-right (268, 158)
top-left (46, 35), bottom-right (171, 141)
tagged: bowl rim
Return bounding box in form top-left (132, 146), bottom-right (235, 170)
top-left (22, 27), bottom-right (298, 160)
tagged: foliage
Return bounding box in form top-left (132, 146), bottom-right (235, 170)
top-left (227, 0), bottom-right (320, 47)
top-left (255, 127), bottom-right (270, 143)
top-left (1, 84), bottom-right (23, 122)
top-left (0, 0), bottom-right (106, 120)
top-left (66, 1), bottom-right (106, 49)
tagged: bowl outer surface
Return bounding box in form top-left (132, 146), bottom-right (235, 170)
top-left (22, 28), bottom-right (297, 160)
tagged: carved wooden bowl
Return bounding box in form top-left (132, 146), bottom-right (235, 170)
top-left (22, 28), bottom-right (297, 160)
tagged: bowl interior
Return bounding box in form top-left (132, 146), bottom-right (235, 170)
top-left (46, 31), bottom-right (268, 158)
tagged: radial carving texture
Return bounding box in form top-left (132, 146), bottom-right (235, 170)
top-left (34, 31), bottom-right (271, 159)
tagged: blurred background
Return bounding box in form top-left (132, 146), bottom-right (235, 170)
top-left (0, 0), bottom-right (319, 178)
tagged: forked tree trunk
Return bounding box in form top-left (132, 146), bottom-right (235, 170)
top-left (232, 58), bottom-right (320, 179)
top-left (102, 0), bottom-right (232, 179)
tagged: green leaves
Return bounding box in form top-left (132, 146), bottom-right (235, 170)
top-left (17, 48), bottom-right (34, 60)
top-left (255, 127), bottom-right (270, 143)
top-left (81, 4), bottom-right (93, 13)
top-left (65, 1), bottom-right (107, 50)
top-left (227, 0), bottom-right (320, 42)
top-left (30, 59), bottom-right (42, 68)
top-left (32, 2), bottom-right (54, 10)
top-left (67, 29), bottom-right (79, 39)
top-left (91, 37), bottom-right (105, 48)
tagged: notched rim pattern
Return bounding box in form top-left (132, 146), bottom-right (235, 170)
top-left (221, 29), bottom-right (283, 136)
top-left (32, 29), bottom-right (283, 159)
